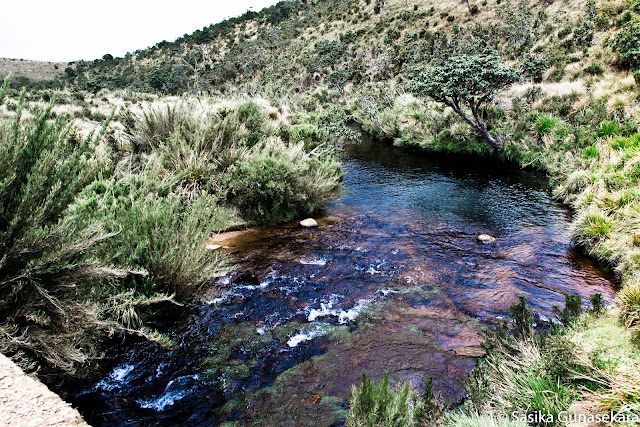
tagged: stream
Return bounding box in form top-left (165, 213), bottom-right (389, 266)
top-left (69, 139), bottom-right (617, 426)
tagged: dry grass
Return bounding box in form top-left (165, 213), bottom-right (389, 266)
top-left (0, 58), bottom-right (67, 81)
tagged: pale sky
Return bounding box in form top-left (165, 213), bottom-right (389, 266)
top-left (0, 0), bottom-right (282, 62)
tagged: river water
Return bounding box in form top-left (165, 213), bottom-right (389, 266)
top-left (70, 140), bottom-right (616, 426)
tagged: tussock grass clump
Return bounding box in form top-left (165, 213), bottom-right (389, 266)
top-left (619, 280), bottom-right (640, 328)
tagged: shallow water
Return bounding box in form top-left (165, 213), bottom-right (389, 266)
top-left (70, 140), bottom-right (616, 426)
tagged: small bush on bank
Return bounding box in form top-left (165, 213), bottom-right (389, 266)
top-left (347, 373), bottom-right (445, 427)
top-left (225, 140), bottom-right (342, 224)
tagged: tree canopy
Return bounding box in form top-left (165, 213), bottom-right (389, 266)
top-left (411, 54), bottom-right (520, 149)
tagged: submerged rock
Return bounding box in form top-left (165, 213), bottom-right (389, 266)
top-left (299, 218), bottom-right (318, 228)
top-left (477, 234), bottom-right (496, 244)
top-left (230, 270), bottom-right (261, 285)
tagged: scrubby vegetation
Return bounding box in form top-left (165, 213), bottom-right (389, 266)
top-left (0, 79), bottom-right (343, 379)
top-left (2, 0), bottom-right (640, 422)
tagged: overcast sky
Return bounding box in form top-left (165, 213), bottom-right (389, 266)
top-left (1, 0), bottom-right (282, 62)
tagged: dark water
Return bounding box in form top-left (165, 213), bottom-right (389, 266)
top-left (69, 140), bottom-right (616, 426)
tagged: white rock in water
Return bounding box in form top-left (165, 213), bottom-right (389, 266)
top-left (477, 234), bottom-right (496, 244)
top-left (205, 244), bottom-right (223, 251)
top-left (299, 218), bottom-right (318, 227)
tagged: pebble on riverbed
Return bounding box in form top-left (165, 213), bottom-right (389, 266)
top-left (299, 218), bottom-right (318, 227)
top-left (477, 234), bottom-right (496, 244)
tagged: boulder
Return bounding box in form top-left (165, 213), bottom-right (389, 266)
top-left (477, 234), bottom-right (496, 244)
top-left (299, 218), bottom-right (318, 227)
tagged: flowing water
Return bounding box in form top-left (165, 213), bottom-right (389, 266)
top-left (70, 140), bottom-right (617, 426)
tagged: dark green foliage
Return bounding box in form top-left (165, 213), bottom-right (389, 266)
top-left (328, 69), bottom-right (352, 92)
top-left (589, 292), bottom-right (605, 315)
top-left (611, 17), bottom-right (640, 70)
top-left (573, 21), bottom-right (595, 49)
top-left (582, 63), bottom-right (605, 76)
top-left (313, 40), bottom-right (348, 68)
top-left (289, 123), bottom-right (323, 150)
top-left (509, 295), bottom-right (534, 337)
top-left (553, 294), bottom-right (583, 326)
top-left (411, 54), bottom-right (520, 149)
top-left (237, 101), bottom-right (266, 147)
top-left (521, 52), bottom-right (548, 82)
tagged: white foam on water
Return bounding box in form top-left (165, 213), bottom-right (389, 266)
top-left (307, 299), bottom-right (370, 324)
top-left (137, 374), bottom-right (200, 411)
top-left (299, 257), bottom-right (328, 266)
top-left (236, 282), bottom-right (269, 291)
top-left (287, 327), bottom-right (326, 348)
top-left (308, 302), bottom-right (335, 322)
top-left (338, 299), bottom-right (370, 323)
top-left (95, 363), bottom-right (136, 391)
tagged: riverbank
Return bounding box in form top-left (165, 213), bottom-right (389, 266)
top-left (0, 354), bottom-right (88, 426)
top-left (347, 89), bottom-right (640, 425)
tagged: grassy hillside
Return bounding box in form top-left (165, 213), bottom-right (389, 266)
top-left (0, 58), bottom-right (67, 88)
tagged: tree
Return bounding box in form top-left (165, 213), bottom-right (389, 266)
top-left (611, 17), bottom-right (640, 70)
top-left (411, 54), bottom-right (520, 149)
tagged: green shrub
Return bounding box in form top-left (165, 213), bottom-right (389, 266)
top-left (347, 373), bottom-right (417, 427)
top-left (582, 63), bottom-right (605, 76)
top-left (510, 295), bottom-right (534, 337)
top-left (611, 17), bottom-right (640, 70)
top-left (0, 98), bottom-right (119, 375)
top-left (225, 141), bottom-right (342, 224)
top-left (589, 292), bottom-right (605, 315)
top-left (347, 373), bottom-right (445, 427)
top-left (553, 294), bottom-right (583, 326)
top-left (69, 173), bottom-right (226, 300)
top-left (237, 100), bottom-right (266, 147)
top-left (289, 123), bottom-right (323, 150)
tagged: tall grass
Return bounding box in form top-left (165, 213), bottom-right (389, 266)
top-left (0, 95), bottom-right (124, 374)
